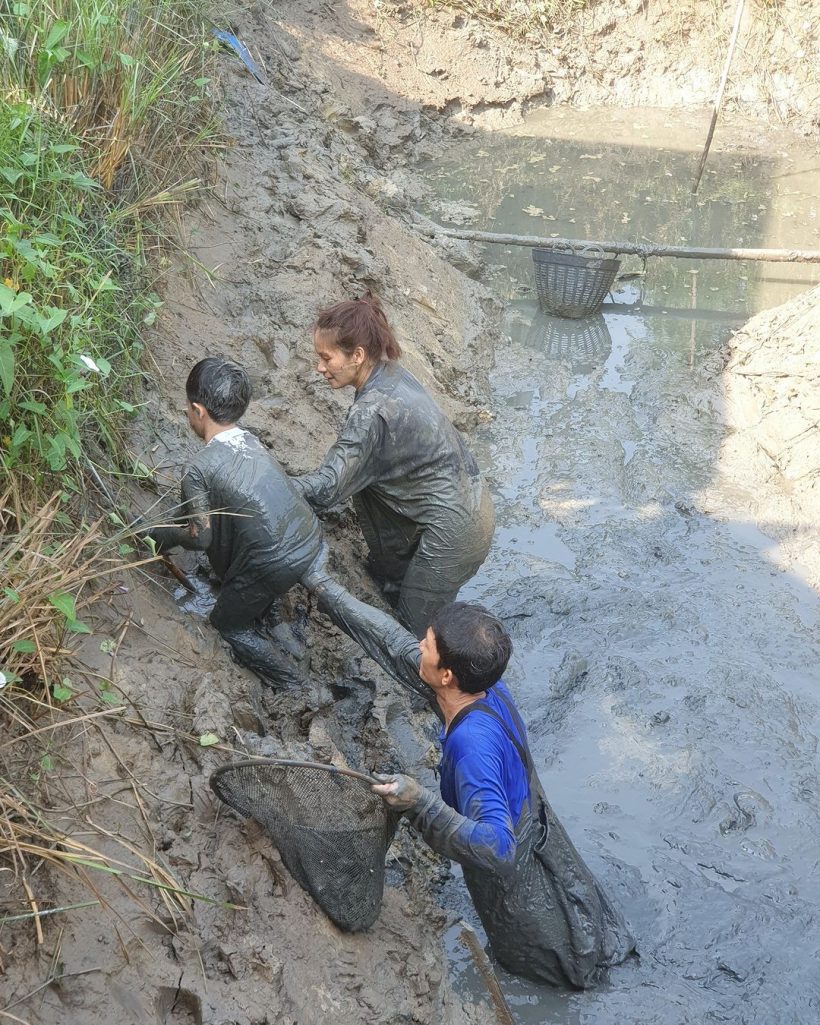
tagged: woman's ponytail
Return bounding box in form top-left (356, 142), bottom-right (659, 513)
top-left (315, 290), bottom-right (402, 362)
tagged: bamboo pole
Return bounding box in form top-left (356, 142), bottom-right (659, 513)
top-left (692, 0), bottom-right (747, 195)
top-left (459, 925), bottom-right (515, 1025)
top-left (415, 222), bottom-right (820, 264)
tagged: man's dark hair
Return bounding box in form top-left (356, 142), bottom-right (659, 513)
top-left (186, 357), bottom-right (251, 424)
top-left (430, 602), bottom-right (512, 694)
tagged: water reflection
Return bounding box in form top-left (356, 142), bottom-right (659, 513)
top-left (525, 311), bottom-right (613, 374)
top-left (424, 107), bottom-right (820, 314)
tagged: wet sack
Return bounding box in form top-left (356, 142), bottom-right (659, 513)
top-left (462, 779), bottom-right (634, 988)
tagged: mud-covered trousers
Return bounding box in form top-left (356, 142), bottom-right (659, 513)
top-left (354, 484), bottom-right (494, 638)
top-left (207, 551), bottom-right (319, 689)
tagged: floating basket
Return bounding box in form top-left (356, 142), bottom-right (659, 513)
top-left (525, 311), bottom-right (612, 373)
top-left (532, 244), bottom-right (621, 319)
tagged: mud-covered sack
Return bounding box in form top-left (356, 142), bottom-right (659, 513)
top-left (462, 783), bottom-right (634, 988)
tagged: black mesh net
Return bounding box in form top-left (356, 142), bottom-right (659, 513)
top-left (210, 759), bottom-right (399, 932)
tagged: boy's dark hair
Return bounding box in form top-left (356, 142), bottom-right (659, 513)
top-left (429, 602), bottom-right (512, 694)
top-left (186, 357), bottom-right (251, 424)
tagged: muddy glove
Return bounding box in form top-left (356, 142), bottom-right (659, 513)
top-left (371, 772), bottom-right (424, 812)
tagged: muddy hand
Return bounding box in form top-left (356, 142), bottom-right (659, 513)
top-left (371, 772), bottom-right (423, 811)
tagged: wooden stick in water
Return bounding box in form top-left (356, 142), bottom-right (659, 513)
top-left (159, 555), bottom-right (198, 594)
top-left (692, 0), bottom-right (747, 195)
top-left (415, 222), bottom-right (820, 264)
top-left (458, 925), bottom-right (515, 1025)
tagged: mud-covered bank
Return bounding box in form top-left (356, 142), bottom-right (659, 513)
top-left (3, 1), bottom-right (819, 1022)
top-left (719, 282), bottom-right (820, 589)
top-left (2, 0), bottom-right (506, 1020)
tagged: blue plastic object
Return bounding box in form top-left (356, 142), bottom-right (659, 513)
top-left (211, 28), bottom-right (264, 84)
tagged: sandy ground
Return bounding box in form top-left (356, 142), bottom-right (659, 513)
top-left (2, 2), bottom-right (818, 1022)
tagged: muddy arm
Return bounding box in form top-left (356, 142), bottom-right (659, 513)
top-left (305, 570), bottom-right (434, 706)
top-left (291, 407), bottom-right (383, 510)
top-left (149, 469), bottom-right (213, 553)
top-left (405, 786), bottom-right (517, 876)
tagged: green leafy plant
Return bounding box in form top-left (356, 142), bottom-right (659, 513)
top-left (0, 0), bottom-right (219, 488)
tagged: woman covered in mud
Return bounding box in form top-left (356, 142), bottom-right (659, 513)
top-left (292, 292), bottom-right (495, 637)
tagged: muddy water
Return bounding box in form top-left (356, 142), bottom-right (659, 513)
top-left (424, 109), bottom-right (820, 1023)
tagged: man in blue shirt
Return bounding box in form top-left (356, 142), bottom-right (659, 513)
top-left (306, 570), bottom-right (634, 987)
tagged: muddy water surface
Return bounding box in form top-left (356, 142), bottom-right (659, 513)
top-left (425, 109), bottom-right (820, 1023)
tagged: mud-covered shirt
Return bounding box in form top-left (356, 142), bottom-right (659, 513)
top-left (438, 682), bottom-right (531, 866)
top-left (295, 361), bottom-right (484, 531)
top-left (151, 427), bottom-right (322, 588)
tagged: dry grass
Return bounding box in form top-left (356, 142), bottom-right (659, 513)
top-left (0, 482), bottom-right (209, 950)
top-left (1, 486), bottom-right (130, 703)
top-left (2, 0), bottom-right (219, 194)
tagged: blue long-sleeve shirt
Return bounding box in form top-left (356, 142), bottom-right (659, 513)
top-left (434, 681), bottom-right (531, 868)
top-left (303, 572), bottom-right (532, 872)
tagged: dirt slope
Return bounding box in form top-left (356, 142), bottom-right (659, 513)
top-left (717, 281), bottom-right (820, 588)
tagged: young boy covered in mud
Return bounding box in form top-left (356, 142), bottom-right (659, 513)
top-left (142, 357), bottom-right (324, 689)
top-left (302, 562), bottom-right (635, 988)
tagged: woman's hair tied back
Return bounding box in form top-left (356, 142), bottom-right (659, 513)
top-left (315, 289), bottom-right (402, 363)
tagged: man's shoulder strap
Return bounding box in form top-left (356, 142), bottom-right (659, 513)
top-left (448, 698), bottom-right (532, 776)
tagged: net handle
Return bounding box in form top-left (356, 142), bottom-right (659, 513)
top-left (210, 757), bottom-right (382, 787)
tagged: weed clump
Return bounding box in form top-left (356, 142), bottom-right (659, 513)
top-left (0, 1), bottom-right (219, 947)
top-left (0, 0), bottom-right (218, 484)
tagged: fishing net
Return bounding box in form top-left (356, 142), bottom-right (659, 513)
top-left (210, 758), bottom-right (399, 932)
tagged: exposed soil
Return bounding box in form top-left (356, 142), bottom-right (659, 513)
top-left (719, 282), bottom-right (820, 588)
top-left (2, 2), bottom-right (818, 1023)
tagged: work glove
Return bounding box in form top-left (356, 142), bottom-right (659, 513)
top-left (371, 772), bottom-right (424, 812)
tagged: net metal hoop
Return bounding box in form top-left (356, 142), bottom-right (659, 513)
top-left (208, 756), bottom-right (396, 931)
top-left (210, 756), bottom-right (380, 793)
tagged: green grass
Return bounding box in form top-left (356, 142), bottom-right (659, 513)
top-left (0, 0), bottom-right (218, 488)
top-left (0, 0), bottom-right (223, 941)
